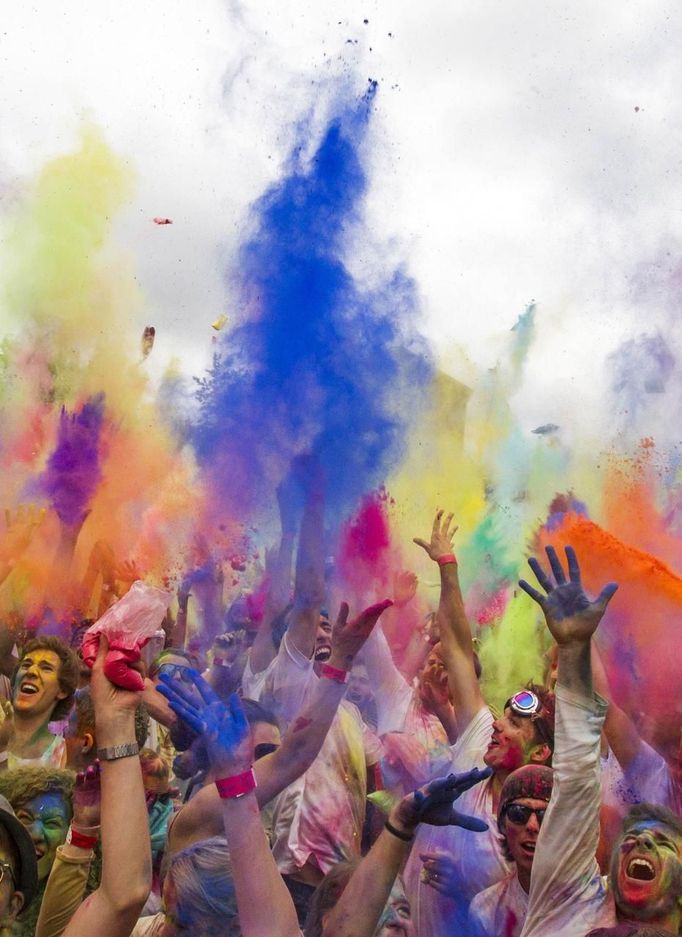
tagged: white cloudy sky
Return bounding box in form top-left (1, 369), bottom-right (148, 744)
top-left (3, 0), bottom-right (682, 441)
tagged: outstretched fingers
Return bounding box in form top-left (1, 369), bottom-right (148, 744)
top-left (595, 582), bottom-right (619, 611)
top-left (545, 545), bottom-right (567, 584)
top-left (449, 809), bottom-right (489, 832)
top-left (527, 557), bottom-right (554, 594)
top-left (518, 579), bottom-right (547, 607)
top-left (564, 545), bottom-right (581, 584)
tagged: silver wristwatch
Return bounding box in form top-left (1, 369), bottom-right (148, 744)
top-left (96, 742), bottom-right (140, 762)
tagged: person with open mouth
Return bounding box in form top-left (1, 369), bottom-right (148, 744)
top-left (9, 637), bottom-right (79, 770)
top-left (517, 544), bottom-right (682, 937)
top-left (467, 764), bottom-right (554, 937)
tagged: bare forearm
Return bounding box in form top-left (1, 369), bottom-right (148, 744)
top-left (98, 717), bottom-right (151, 910)
top-left (257, 674), bottom-right (346, 803)
top-left (557, 640), bottom-right (592, 697)
top-left (437, 565), bottom-right (484, 729)
top-left (221, 795), bottom-right (300, 937)
top-left (325, 831), bottom-right (409, 937)
top-left (289, 491), bottom-right (324, 657)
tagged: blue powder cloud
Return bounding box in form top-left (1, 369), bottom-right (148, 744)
top-left (193, 81), bottom-right (433, 524)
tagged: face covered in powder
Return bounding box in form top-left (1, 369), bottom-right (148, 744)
top-left (484, 705), bottom-right (548, 774)
top-left (15, 791), bottom-right (70, 882)
top-left (373, 881), bottom-right (413, 937)
top-left (13, 650), bottom-right (67, 719)
top-left (610, 815), bottom-right (682, 928)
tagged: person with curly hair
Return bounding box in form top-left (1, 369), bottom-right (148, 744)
top-left (0, 766), bottom-right (74, 936)
top-left (9, 638), bottom-right (79, 770)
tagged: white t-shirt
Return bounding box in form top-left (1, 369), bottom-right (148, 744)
top-left (362, 625), bottom-right (452, 794)
top-left (519, 686), bottom-right (616, 937)
top-left (249, 632), bottom-right (382, 876)
top-left (402, 707), bottom-right (511, 937)
top-left (469, 872), bottom-right (529, 937)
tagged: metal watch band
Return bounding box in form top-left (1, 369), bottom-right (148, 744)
top-left (96, 742), bottom-right (140, 762)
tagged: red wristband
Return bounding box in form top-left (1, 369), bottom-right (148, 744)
top-left (215, 768), bottom-right (257, 799)
top-left (437, 553), bottom-right (457, 567)
top-left (212, 656), bottom-right (230, 668)
top-left (66, 826), bottom-right (99, 850)
top-left (320, 663), bottom-right (349, 684)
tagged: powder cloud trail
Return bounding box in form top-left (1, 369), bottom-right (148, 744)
top-left (37, 394), bottom-right (105, 528)
top-left (193, 81), bottom-right (433, 527)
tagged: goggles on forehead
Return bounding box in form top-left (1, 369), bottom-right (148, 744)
top-left (506, 689), bottom-right (542, 717)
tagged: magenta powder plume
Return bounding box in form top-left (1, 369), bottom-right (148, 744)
top-left (40, 394), bottom-right (106, 526)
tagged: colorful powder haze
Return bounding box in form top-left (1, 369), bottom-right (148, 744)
top-left (0, 82), bottom-right (681, 755)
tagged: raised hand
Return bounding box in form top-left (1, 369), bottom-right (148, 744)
top-left (0, 505), bottom-right (45, 562)
top-left (419, 850), bottom-right (459, 897)
top-left (393, 570), bottom-right (418, 607)
top-left (413, 510), bottom-right (458, 563)
top-left (327, 599), bottom-right (393, 670)
top-left (391, 767), bottom-right (491, 835)
top-left (157, 669), bottom-right (252, 777)
top-left (73, 762), bottom-right (102, 830)
top-left (519, 545), bottom-right (618, 645)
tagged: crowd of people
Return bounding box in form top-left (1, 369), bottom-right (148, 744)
top-left (0, 485), bottom-right (679, 937)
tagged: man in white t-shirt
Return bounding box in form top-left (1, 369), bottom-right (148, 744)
top-left (468, 763), bottom-right (554, 937)
top-left (517, 543), bottom-right (682, 937)
top-left (402, 512), bottom-right (556, 937)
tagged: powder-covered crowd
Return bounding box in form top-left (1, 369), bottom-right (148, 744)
top-left (0, 493), bottom-right (679, 937)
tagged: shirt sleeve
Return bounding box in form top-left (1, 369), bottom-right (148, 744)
top-left (35, 846), bottom-right (93, 937)
top-left (360, 625), bottom-right (414, 735)
top-left (520, 685), bottom-right (608, 937)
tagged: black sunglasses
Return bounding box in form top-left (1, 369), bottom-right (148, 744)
top-left (254, 743), bottom-right (279, 760)
top-left (504, 803), bottom-right (547, 826)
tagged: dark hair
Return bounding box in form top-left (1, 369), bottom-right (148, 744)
top-left (20, 637), bottom-right (80, 721)
top-left (304, 860), bottom-right (360, 937)
top-left (622, 802), bottom-right (682, 840)
top-left (72, 686), bottom-right (149, 749)
top-left (240, 698), bottom-right (279, 731)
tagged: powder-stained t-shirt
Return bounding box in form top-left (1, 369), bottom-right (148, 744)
top-left (361, 625), bottom-right (453, 794)
top-left (252, 632), bottom-right (382, 876)
top-left (519, 686), bottom-right (616, 937)
top-left (402, 706), bottom-right (511, 937)
top-left (468, 871), bottom-right (529, 937)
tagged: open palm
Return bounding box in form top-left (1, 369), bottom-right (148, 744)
top-left (519, 545), bottom-right (618, 645)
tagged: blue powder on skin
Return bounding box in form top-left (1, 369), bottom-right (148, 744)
top-left (194, 81), bottom-right (432, 524)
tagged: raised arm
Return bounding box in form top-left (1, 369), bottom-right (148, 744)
top-left (286, 465), bottom-right (325, 660)
top-left (519, 545), bottom-right (617, 698)
top-left (325, 768), bottom-right (491, 937)
top-left (517, 546), bottom-right (617, 937)
top-left (163, 677), bottom-right (300, 937)
top-left (414, 510), bottom-right (484, 733)
top-left (63, 638), bottom-right (151, 937)
top-left (249, 480), bottom-right (297, 675)
top-left (161, 599), bottom-right (392, 853)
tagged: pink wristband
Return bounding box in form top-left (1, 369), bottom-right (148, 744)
top-left (437, 553), bottom-right (457, 567)
top-left (320, 663), bottom-right (349, 684)
top-left (67, 826), bottom-right (99, 850)
top-left (215, 768), bottom-right (257, 799)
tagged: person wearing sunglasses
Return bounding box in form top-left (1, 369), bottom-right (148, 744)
top-left (405, 511), bottom-right (556, 937)
top-left (467, 764), bottom-right (554, 937)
